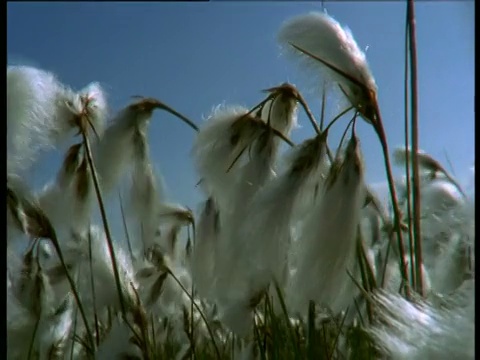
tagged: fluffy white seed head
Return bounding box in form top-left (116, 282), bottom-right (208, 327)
top-left (428, 233), bottom-right (471, 293)
top-left (288, 134), bottom-right (366, 314)
top-left (76, 81), bottom-right (109, 137)
top-left (393, 147), bottom-right (428, 168)
top-left (369, 288), bottom-right (474, 360)
top-left (260, 85), bottom-right (299, 135)
top-left (236, 134), bottom-right (330, 301)
top-left (193, 105), bottom-right (251, 202)
top-left (421, 179), bottom-right (464, 215)
top-left (7, 66), bottom-right (71, 174)
top-left (125, 159), bottom-right (167, 254)
top-left (92, 106), bottom-right (149, 194)
top-left (56, 226), bottom-right (138, 313)
top-left (37, 178), bottom-right (92, 238)
top-left (383, 255), bottom-right (432, 294)
top-left (190, 198), bottom-right (219, 299)
top-left (278, 12), bottom-right (377, 122)
top-left (7, 66), bottom-right (108, 178)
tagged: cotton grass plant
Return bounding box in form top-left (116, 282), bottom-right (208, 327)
top-left (7, 2), bottom-right (474, 359)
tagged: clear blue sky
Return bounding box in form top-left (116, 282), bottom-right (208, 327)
top-left (7, 1), bottom-right (474, 210)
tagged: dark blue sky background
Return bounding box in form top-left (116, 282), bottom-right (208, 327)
top-left (7, 1), bottom-right (474, 210)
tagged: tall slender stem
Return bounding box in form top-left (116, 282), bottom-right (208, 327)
top-left (88, 229), bottom-right (101, 346)
top-left (407, 0), bottom-right (424, 296)
top-left (167, 269), bottom-right (221, 359)
top-left (404, 10), bottom-right (416, 291)
top-left (81, 131), bottom-right (127, 317)
top-left (373, 113), bottom-right (410, 298)
top-left (50, 232), bottom-right (95, 354)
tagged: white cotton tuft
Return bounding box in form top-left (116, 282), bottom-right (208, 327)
top-left (369, 287), bottom-right (474, 360)
top-left (160, 265), bottom-right (192, 311)
top-left (236, 134), bottom-right (331, 303)
top-left (260, 90), bottom-right (299, 135)
top-left (287, 135), bottom-right (332, 222)
top-left (428, 232), bottom-right (470, 293)
top-left (229, 130), bottom-right (277, 212)
top-left (202, 98), bottom-right (300, 305)
top-left (56, 225), bottom-right (137, 313)
top-left (226, 92), bottom-right (299, 219)
top-left (93, 101), bottom-right (156, 195)
top-left (243, 176), bottom-right (298, 290)
top-left (288, 135), bottom-right (366, 314)
top-left (77, 81), bottom-right (109, 137)
top-left (393, 147), bottom-right (467, 198)
top-left (278, 12), bottom-right (377, 121)
top-left (37, 178), bottom-right (92, 238)
top-left (7, 66), bottom-right (75, 175)
top-left (7, 66), bottom-right (109, 185)
top-left (127, 159), bottom-right (165, 253)
top-left (392, 146), bottom-right (428, 167)
top-left (36, 295), bottom-right (74, 357)
top-left (192, 104), bottom-right (252, 207)
top-left (382, 255), bottom-right (432, 295)
top-left (190, 198), bottom-right (220, 299)
top-left (415, 178), bottom-right (472, 293)
top-left (421, 179), bottom-right (464, 216)
top-left (211, 131), bottom-right (285, 304)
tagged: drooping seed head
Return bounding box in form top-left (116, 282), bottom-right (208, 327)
top-left (278, 12), bottom-right (378, 124)
top-left (128, 96), bottom-right (199, 131)
top-left (393, 146), bottom-right (467, 198)
top-left (288, 130), bottom-right (329, 177)
top-left (261, 82), bottom-right (299, 130)
top-left (393, 147), bottom-right (440, 174)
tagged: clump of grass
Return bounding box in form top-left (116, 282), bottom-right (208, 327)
top-left (7, 2), bottom-right (474, 359)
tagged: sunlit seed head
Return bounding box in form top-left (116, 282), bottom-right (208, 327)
top-left (279, 12), bottom-right (378, 124)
